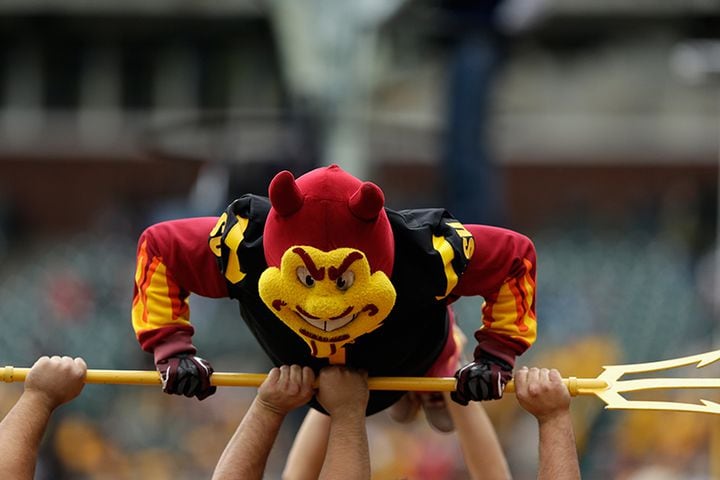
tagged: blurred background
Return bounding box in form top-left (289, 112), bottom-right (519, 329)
top-left (0, 0), bottom-right (719, 478)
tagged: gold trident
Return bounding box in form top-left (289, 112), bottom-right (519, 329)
top-left (592, 348), bottom-right (720, 415)
top-left (2, 349), bottom-right (719, 414)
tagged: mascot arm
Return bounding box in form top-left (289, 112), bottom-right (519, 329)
top-left (452, 225), bottom-right (537, 364)
top-left (131, 217), bottom-right (229, 362)
top-left (450, 225), bottom-right (536, 403)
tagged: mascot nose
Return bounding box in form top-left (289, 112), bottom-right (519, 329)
top-left (305, 296), bottom-right (347, 319)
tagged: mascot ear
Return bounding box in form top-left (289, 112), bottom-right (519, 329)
top-left (349, 182), bottom-right (384, 221)
top-left (269, 170), bottom-right (304, 216)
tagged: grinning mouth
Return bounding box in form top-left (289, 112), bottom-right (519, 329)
top-left (294, 307), bottom-right (358, 332)
top-left (298, 329), bottom-right (351, 343)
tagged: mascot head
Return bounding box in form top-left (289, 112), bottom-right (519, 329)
top-left (259, 165), bottom-right (396, 361)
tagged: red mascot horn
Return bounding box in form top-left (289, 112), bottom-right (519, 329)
top-left (348, 182), bottom-right (385, 221)
top-left (269, 170), bottom-right (303, 216)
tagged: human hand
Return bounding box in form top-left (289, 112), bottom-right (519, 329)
top-left (316, 366), bottom-right (369, 417)
top-left (24, 356), bottom-right (87, 410)
top-left (514, 367), bottom-right (571, 423)
top-left (156, 353), bottom-right (217, 400)
top-left (257, 365), bottom-right (315, 416)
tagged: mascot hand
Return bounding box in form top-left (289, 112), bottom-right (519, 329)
top-left (156, 353), bottom-right (217, 400)
top-left (451, 357), bottom-right (513, 405)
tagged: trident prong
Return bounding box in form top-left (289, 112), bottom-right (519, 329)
top-left (594, 349), bottom-right (720, 414)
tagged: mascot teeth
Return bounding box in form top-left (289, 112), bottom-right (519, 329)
top-left (300, 312), bottom-right (357, 331)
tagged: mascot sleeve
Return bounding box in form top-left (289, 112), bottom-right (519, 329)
top-left (451, 224), bottom-right (537, 366)
top-left (131, 217), bottom-right (229, 363)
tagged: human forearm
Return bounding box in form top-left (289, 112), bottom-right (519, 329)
top-left (445, 393), bottom-right (511, 480)
top-left (537, 413), bottom-right (581, 480)
top-left (320, 411), bottom-right (370, 480)
top-left (212, 400), bottom-right (286, 480)
top-left (0, 392), bottom-right (55, 480)
top-left (284, 409), bottom-right (331, 480)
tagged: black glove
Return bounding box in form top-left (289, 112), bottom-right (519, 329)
top-left (156, 353), bottom-right (217, 400)
top-left (451, 356), bottom-right (513, 405)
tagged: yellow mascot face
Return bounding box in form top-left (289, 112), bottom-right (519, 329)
top-left (258, 245), bottom-right (396, 361)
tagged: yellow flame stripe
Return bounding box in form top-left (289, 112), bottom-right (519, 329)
top-left (481, 259), bottom-right (537, 347)
top-left (132, 256), bottom-right (191, 334)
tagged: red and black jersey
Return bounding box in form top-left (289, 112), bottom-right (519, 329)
top-left (132, 194), bottom-right (537, 414)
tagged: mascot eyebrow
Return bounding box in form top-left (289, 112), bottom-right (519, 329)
top-left (291, 248), bottom-right (365, 282)
top-left (291, 247), bottom-right (325, 280)
top-left (328, 251), bottom-right (364, 280)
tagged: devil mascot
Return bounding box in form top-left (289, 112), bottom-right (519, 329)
top-left (131, 165), bottom-right (537, 431)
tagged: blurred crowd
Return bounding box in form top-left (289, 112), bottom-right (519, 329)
top-left (0, 202), bottom-right (715, 479)
top-left (0, 0), bottom-right (718, 478)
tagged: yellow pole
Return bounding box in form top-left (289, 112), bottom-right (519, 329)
top-left (2, 366), bottom-right (608, 395)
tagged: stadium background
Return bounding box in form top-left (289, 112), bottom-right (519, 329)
top-left (0, 0), bottom-right (718, 478)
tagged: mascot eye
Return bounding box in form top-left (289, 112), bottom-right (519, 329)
top-left (335, 271), bottom-right (355, 291)
top-left (296, 267), bottom-right (315, 287)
